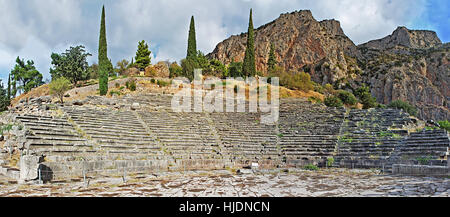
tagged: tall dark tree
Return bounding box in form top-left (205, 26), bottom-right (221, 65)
top-left (243, 9), bottom-right (256, 77)
top-left (10, 57), bottom-right (44, 95)
top-left (7, 74), bottom-right (11, 100)
top-left (0, 80), bottom-right (9, 112)
top-left (134, 40), bottom-right (152, 70)
top-left (186, 16), bottom-right (197, 60)
top-left (267, 43), bottom-right (277, 72)
top-left (98, 5), bottom-right (109, 96)
top-left (228, 60), bottom-right (244, 78)
top-left (50, 45), bottom-right (92, 85)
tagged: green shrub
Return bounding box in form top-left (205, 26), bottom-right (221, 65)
top-left (326, 157), bottom-right (335, 167)
top-left (336, 90), bottom-right (357, 105)
top-left (308, 96), bottom-right (322, 104)
top-left (127, 79), bottom-right (137, 91)
top-left (115, 83), bottom-right (120, 88)
top-left (388, 100), bottom-right (417, 117)
top-left (49, 77), bottom-right (72, 103)
top-left (228, 61), bottom-right (244, 78)
top-left (271, 67), bottom-right (314, 92)
top-left (313, 82), bottom-right (324, 94)
top-left (438, 120), bottom-right (450, 132)
top-left (303, 164), bottom-right (319, 171)
top-left (0, 124), bottom-right (13, 135)
top-left (157, 80), bottom-right (170, 87)
top-left (417, 156), bottom-right (432, 165)
top-left (355, 85), bottom-right (377, 109)
top-left (324, 83), bottom-right (335, 95)
top-left (169, 62), bottom-right (183, 78)
top-left (150, 78), bottom-right (156, 84)
top-left (324, 96), bottom-right (343, 108)
top-left (109, 90), bottom-right (121, 96)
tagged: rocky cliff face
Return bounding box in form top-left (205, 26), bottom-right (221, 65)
top-left (208, 10), bottom-right (360, 85)
top-left (359, 26), bottom-right (442, 50)
top-left (357, 27), bottom-right (448, 121)
top-left (361, 42), bottom-right (449, 121)
top-left (208, 10), bottom-right (449, 121)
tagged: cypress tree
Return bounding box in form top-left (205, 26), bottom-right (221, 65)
top-left (98, 5), bottom-right (109, 96)
top-left (186, 16), bottom-right (197, 60)
top-left (243, 9), bottom-right (256, 77)
top-left (267, 43), bottom-right (277, 72)
top-left (7, 74), bottom-right (11, 100)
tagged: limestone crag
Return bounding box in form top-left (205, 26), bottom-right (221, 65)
top-left (359, 26), bottom-right (442, 51)
top-left (208, 10), bottom-right (360, 85)
top-left (208, 10), bottom-right (449, 120)
top-left (359, 38), bottom-right (449, 120)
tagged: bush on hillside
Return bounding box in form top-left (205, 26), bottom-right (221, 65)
top-left (324, 96), bottom-right (343, 108)
top-left (388, 100), bottom-right (417, 117)
top-left (437, 120), bottom-right (450, 132)
top-left (49, 77), bottom-right (72, 103)
top-left (355, 85), bottom-right (377, 109)
top-left (336, 90), bottom-right (357, 105)
top-left (271, 67), bottom-right (314, 92)
top-left (126, 79), bottom-right (137, 91)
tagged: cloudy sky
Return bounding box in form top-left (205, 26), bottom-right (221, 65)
top-left (0, 0), bottom-right (448, 85)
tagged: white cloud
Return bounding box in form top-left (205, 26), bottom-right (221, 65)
top-left (0, 0), bottom-right (434, 84)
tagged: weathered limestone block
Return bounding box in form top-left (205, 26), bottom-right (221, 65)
top-left (19, 155), bottom-right (43, 182)
top-left (145, 62), bottom-right (170, 78)
top-left (131, 103), bottom-right (141, 110)
top-left (125, 67), bottom-right (140, 76)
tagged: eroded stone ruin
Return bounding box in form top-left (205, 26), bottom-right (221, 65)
top-left (0, 93), bottom-right (449, 183)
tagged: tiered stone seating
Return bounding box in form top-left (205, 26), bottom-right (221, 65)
top-left (62, 107), bottom-right (162, 158)
top-left (15, 115), bottom-right (92, 155)
top-left (138, 111), bottom-right (221, 160)
top-left (10, 94), bottom-right (449, 181)
top-left (122, 93), bottom-right (173, 109)
top-left (278, 99), bottom-right (345, 165)
top-left (334, 109), bottom-right (415, 169)
top-left (396, 129), bottom-right (449, 160)
top-left (209, 112), bottom-right (280, 164)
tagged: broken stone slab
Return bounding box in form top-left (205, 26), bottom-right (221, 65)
top-left (19, 155), bottom-right (43, 183)
top-left (131, 103), bottom-right (141, 110)
top-left (72, 100), bottom-right (84, 106)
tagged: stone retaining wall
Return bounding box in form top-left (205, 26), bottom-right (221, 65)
top-left (392, 164), bottom-right (449, 176)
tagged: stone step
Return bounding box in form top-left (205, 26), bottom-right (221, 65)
top-left (80, 128), bottom-right (150, 137)
top-left (18, 119), bottom-right (73, 127)
top-left (28, 140), bottom-right (92, 148)
top-left (0, 166), bottom-right (20, 180)
top-left (26, 136), bottom-right (87, 143)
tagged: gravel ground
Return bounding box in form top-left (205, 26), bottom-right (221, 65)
top-left (0, 169), bottom-right (448, 197)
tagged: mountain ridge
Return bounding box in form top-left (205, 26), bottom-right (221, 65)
top-left (207, 10), bottom-right (449, 121)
